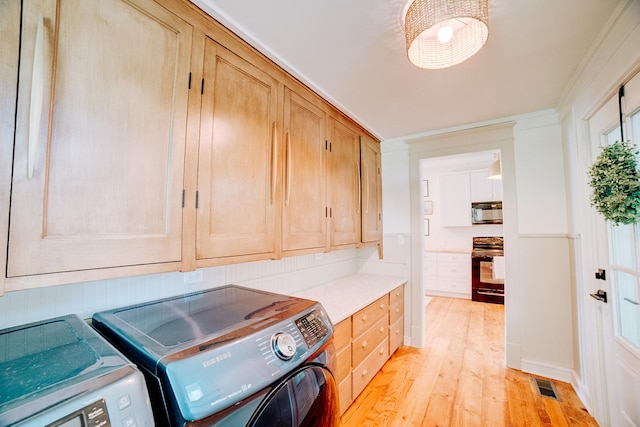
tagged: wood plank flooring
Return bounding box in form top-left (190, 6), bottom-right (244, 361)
top-left (340, 296), bottom-right (598, 427)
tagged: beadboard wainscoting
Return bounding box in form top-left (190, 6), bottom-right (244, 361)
top-left (0, 235), bottom-right (410, 330)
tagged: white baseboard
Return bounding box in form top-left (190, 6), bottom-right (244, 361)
top-left (520, 359), bottom-right (574, 383)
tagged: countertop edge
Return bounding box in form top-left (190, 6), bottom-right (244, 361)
top-left (293, 274), bottom-right (408, 325)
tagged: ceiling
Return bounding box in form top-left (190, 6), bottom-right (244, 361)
top-left (191, 0), bottom-right (622, 141)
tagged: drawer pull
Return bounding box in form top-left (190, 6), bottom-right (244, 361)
top-left (361, 340), bottom-right (368, 348)
top-left (379, 348), bottom-right (384, 355)
top-left (379, 303), bottom-right (385, 309)
top-left (379, 326), bottom-right (385, 333)
top-left (361, 369), bottom-right (368, 377)
top-left (361, 314), bottom-right (368, 322)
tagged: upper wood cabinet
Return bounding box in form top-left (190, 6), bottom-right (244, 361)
top-left (7, 0), bottom-right (192, 277)
top-left (360, 135), bottom-right (382, 244)
top-left (328, 114), bottom-right (361, 248)
top-left (0, 1), bottom-right (21, 295)
top-left (195, 39), bottom-right (279, 261)
top-left (281, 86), bottom-right (328, 252)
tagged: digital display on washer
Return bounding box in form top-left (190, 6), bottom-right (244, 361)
top-left (295, 309), bottom-right (329, 347)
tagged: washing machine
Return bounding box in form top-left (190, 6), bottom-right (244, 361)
top-left (0, 314), bottom-right (154, 426)
top-left (91, 285), bottom-right (340, 426)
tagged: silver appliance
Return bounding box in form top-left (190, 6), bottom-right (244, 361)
top-left (0, 314), bottom-right (154, 426)
top-left (92, 285), bottom-right (339, 426)
top-left (471, 201), bottom-right (503, 224)
top-left (471, 236), bottom-right (505, 304)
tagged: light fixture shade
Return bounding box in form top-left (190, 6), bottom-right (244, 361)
top-left (405, 0), bottom-right (489, 69)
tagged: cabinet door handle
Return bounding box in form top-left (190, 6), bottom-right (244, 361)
top-left (356, 160), bottom-right (361, 214)
top-left (624, 297), bottom-right (639, 305)
top-left (285, 131), bottom-right (291, 206)
top-left (270, 122), bottom-right (278, 204)
top-left (28, 15), bottom-right (46, 180)
top-left (364, 160), bottom-right (370, 214)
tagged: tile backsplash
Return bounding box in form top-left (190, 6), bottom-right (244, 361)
top-left (0, 238), bottom-right (409, 330)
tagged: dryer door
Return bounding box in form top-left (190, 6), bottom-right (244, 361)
top-left (250, 365), bottom-right (339, 427)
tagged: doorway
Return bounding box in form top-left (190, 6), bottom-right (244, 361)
top-left (419, 150), bottom-right (504, 303)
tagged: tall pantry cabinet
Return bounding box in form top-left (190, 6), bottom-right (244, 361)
top-left (0, 0), bottom-right (383, 294)
top-left (7, 0), bottom-right (191, 279)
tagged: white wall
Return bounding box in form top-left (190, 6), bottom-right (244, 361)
top-left (381, 113), bottom-right (577, 381)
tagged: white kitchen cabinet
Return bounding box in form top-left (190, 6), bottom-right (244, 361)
top-left (8, 0), bottom-right (192, 277)
top-left (470, 170), bottom-right (503, 202)
top-left (424, 251), bottom-right (471, 298)
top-left (440, 172), bottom-right (472, 227)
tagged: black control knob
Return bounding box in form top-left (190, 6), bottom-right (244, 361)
top-left (272, 332), bottom-right (296, 360)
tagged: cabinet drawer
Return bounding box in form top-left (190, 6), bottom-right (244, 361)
top-left (437, 252), bottom-right (469, 263)
top-left (352, 338), bottom-right (389, 398)
top-left (352, 295), bottom-right (389, 337)
top-left (339, 374), bottom-right (352, 415)
top-left (352, 315), bottom-right (388, 367)
top-left (424, 252), bottom-right (438, 262)
top-left (336, 343), bottom-right (352, 383)
top-left (389, 316), bottom-right (404, 354)
top-left (389, 285), bottom-right (404, 306)
top-left (424, 261), bottom-right (437, 277)
top-left (334, 318), bottom-right (352, 350)
top-left (438, 276), bottom-right (471, 293)
top-left (389, 301), bottom-right (403, 324)
top-left (438, 261), bottom-right (471, 278)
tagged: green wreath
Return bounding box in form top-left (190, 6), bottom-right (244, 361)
top-left (588, 140), bottom-right (640, 225)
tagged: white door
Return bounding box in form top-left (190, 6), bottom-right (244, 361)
top-left (588, 72), bottom-right (640, 427)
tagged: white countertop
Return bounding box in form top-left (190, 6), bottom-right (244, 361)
top-left (294, 274), bottom-right (408, 324)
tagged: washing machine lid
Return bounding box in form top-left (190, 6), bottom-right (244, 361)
top-left (0, 314), bottom-right (132, 424)
top-left (91, 285), bottom-right (317, 372)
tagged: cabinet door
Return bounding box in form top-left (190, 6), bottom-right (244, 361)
top-left (360, 135), bottom-right (382, 243)
top-left (196, 39), bottom-right (279, 259)
top-left (470, 169), bottom-right (502, 202)
top-left (328, 116), bottom-right (361, 247)
top-left (281, 87), bottom-right (327, 252)
top-left (8, 0), bottom-right (191, 276)
top-left (440, 172), bottom-right (471, 227)
top-left (0, 1), bottom-right (21, 292)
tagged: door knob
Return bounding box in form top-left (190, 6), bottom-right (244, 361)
top-left (590, 289), bottom-right (607, 303)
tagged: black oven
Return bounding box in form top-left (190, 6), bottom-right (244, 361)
top-left (471, 237), bottom-right (504, 304)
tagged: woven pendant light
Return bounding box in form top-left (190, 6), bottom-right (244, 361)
top-left (405, 0), bottom-right (489, 69)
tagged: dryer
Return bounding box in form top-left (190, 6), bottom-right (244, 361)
top-left (92, 285), bottom-right (340, 426)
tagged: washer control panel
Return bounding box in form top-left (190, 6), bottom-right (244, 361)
top-left (294, 309), bottom-right (330, 348)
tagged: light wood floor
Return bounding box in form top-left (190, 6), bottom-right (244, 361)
top-left (340, 296), bottom-right (598, 427)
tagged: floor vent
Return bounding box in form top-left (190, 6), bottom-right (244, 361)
top-left (532, 377), bottom-right (560, 401)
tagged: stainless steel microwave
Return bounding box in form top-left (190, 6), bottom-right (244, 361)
top-left (471, 201), bottom-right (503, 224)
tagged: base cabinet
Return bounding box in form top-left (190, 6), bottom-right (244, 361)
top-left (424, 251), bottom-right (471, 299)
top-left (336, 284), bottom-right (404, 415)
